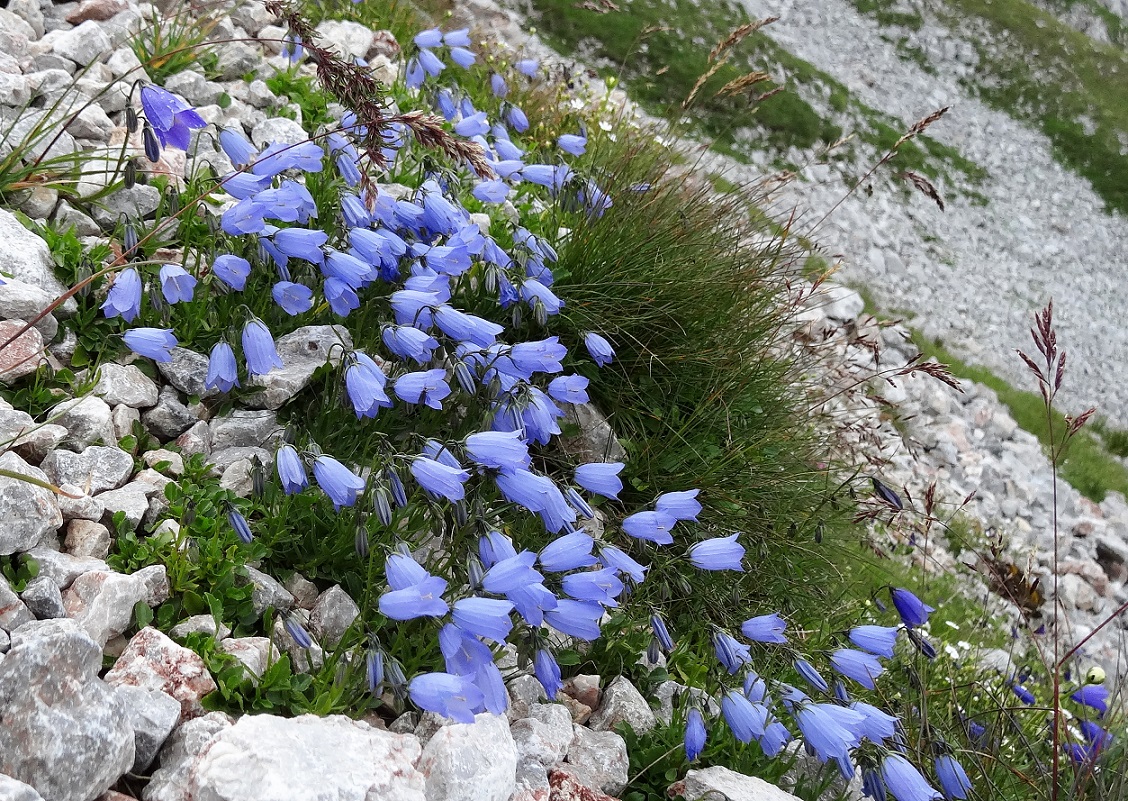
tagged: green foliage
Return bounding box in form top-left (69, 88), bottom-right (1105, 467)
top-left (265, 72), bottom-right (335, 133)
top-left (131, 8), bottom-right (220, 83)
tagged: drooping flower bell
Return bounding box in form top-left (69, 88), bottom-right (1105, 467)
top-left (139, 85), bottom-right (206, 151)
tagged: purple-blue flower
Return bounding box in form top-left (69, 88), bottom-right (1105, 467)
top-left (383, 325), bottom-right (440, 364)
top-left (687, 533), bottom-right (744, 571)
top-left (205, 341), bottom-right (239, 393)
top-left (1011, 682), bottom-right (1035, 705)
top-left (395, 369), bottom-right (452, 410)
top-left (584, 331), bottom-right (615, 366)
top-left (880, 754), bottom-right (941, 801)
top-left (742, 613), bottom-right (788, 644)
top-left (600, 545), bottom-right (647, 584)
top-left (561, 567), bottom-right (624, 608)
top-left (159, 264), bottom-right (196, 304)
top-left (622, 510), bottom-right (677, 545)
top-left (124, 328), bottom-right (177, 362)
top-left (275, 444), bottom-right (308, 494)
top-left (656, 489), bottom-right (702, 521)
top-left (650, 613), bottom-right (675, 653)
top-left (712, 630), bottom-right (751, 674)
top-left (891, 587), bottom-right (934, 628)
top-left (452, 597), bottom-right (514, 642)
top-left (534, 648), bottom-right (562, 698)
top-left (547, 374), bottom-right (590, 405)
top-left (465, 430), bottom-right (531, 471)
top-left (539, 530), bottom-right (597, 572)
top-left (481, 551), bottom-right (542, 594)
top-left (934, 754), bottom-right (971, 800)
top-left (574, 462), bottom-right (624, 499)
top-left (272, 280), bottom-right (314, 315)
top-left (850, 701), bottom-right (898, 743)
top-left (544, 598), bottom-right (603, 640)
top-left (241, 319), bottom-right (283, 376)
top-left (312, 455), bottom-right (365, 509)
top-left (140, 85), bottom-right (206, 150)
top-left (410, 456), bottom-right (470, 502)
top-left (101, 267), bottom-right (142, 321)
top-left (345, 352), bottom-right (393, 418)
top-left (721, 690), bottom-right (767, 743)
top-left (558, 133), bottom-right (587, 156)
top-left (227, 507), bottom-right (252, 544)
top-left (212, 254), bottom-right (251, 290)
top-left (849, 625), bottom-right (900, 659)
top-left (792, 703), bottom-right (864, 767)
top-left (685, 708), bottom-right (706, 761)
top-left (379, 575), bottom-right (450, 620)
top-left (830, 649), bottom-right (886, 690)
top-left (795, 658), bottom-right (830, 692)
top-left (1071, 684), bottom-right (1109, 715)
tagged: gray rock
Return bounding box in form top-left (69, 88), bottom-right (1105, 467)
top-left (0, 7), bottom-right (36, 39)
top-left (0, 574), bottom-right (34, 632)
top-left (41, 445), bottom-right (134, 495)
top-left (0, 451), bottom-right (62, 555)
top-left (231, 2), bottom-right (278, 35)
top-left (242, 565), bottom-right (294, 616)
top-left (169, 614), bottom-right (231, 641)
top-left (23, 546), bottom-right (109, 589)
top-left (309, 585), bottom-right (359, 647)
top-left (142, 448), bottom-right (185, 476)
top-left (51, 395), bottom-right (117, 450)
top-left (675, 766), bottom-right (803, 801)
top-left (8, 0), bottom-right (42, 37)
top-left (417, 713), bottom-right (517, 801)
top-left (11, 186), bottom-right (57, 220)
top-left (61, 565), bottom-right (169, 646)
top-left (0, 209), bottom-right (74, 313)
top-left (145, 713), bottom-right (425, 801)
top-left (105, 626), bottom-right (216, 723)
top-left (113, 684), bottom-right (181, 772)
top-left (586, 675), bottom-right (657, 735)
top-left (251, 116), bottom-right (308, 148)
top-left (283, 572), bottom-right (319, 609)
top-left (91, 184), bottom-right (161, 228)
top-left (21, 575), bottom-right (65, 619)
top-left (247, 79), bottom-right (278, 108)
top-left (565, 725), bottom-right (628, 796)
top-left (219, 457), bottom-right (255, 497)
top-left (313, 20), bottom-right (375, 60)
top-left (53, 20), bottom-right (112, 66)
top-left (209, 445), bottom-right (271, 472)
top-left (66, 103), bottom-right (114, 141)
top-left (111, 402), bottom-right (141, 441)
top-left (511, 703), bottom-right (574, 768)
top-left (106, 45), bottom-right (144, 79)
top-left (560, 403), bottom-right (628, 464)
top-left (0, 319), bottom-right (45, 382)
top-left (163, 70), bottom-right (222, 106)
top-left (175, 420), bottom-right (211, 457)
top-left (142, 712), bottom-right (235, 801)
top-left (210, 410), bottom-right (279, 450)
top-left (245, 325), bottom-right (353, 410)
top-left (0, 407), bottom-right (66, 462)
top-left (64, 518), bottom-right (111, 559)
top-left (58, 484), bottom-right (106, 522)
top-left (0, 775), bottom-right (45, 801)
top-left (92, 363), bottom-right (160, 408)
top-left (506, 674), bottom-right (548, 721)
top-left (0, 278), bottom-right (61, 339)
top-left (142, 385), bottom-right (197, 440)
top-left (0, 619), bottom-right (135, 801)
top-left (820, 283), bottom-right (865, 322)
top-left (96, 484), bottom-right (150, 530)
top-left (217, 636), bottom-right (276, 679)
top-left (155, 347), bottom-right (212, 397)
top-left (214, 40), bottom-right (260, 80)
top-left (389, 712), bottom-right (418, 734)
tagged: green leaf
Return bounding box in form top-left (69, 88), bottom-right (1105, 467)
top-left (134, 600), bottom-right (154, 630)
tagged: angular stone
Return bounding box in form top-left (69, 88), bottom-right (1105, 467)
top-left (820, 283), bottom-right (865, 323)
top-left (23, 546), bottom-right (109, 589)
top-left (0, 775), bottom-right (45, 801)
top-left (145, 714), bottom-right (425, 801)
top-left (169, 614), bottom-right (231, 641)
top-left (0, 619), bottom-right (134, 801)
top-left (511, 703), bottom-right (574, 768)
top-left (64, 519), bottom-right (112, 559)
top-left (310, 584), bottom-right (359, 647)
top-left (219, 457), bottom-right (255, 497)
top-left (176, 420), bottom-right (211, 457)
top-left (230, 2), bottom-right (278, 35)
top-left (0, 278), bottom-right (60, 339)
top-left (209, 410), bottom-right (278, 450)
top-left (0, 406), bottom-right (66, 462)
top-left (0, 209), bottom-right (74, 310)
top-left (548, 767), bottom-right (617, 801)
top-left (0, 320), bottom-right (45, 382)
top-left (0, 451), bottom-right (62, 555)
top-left (92, 363), bottom-right (159, 408)
top-left (113, 683), bottom-right (181, 772)
top-left (105, 626), bottom-right (217, 722)
top-left (51, 395), bottom-right (117, 450)
top-left (21, 575), bottom-right (65, 619)
top-left (142, 448), bottom-right (185, 476)
top-left (251, 116), bottom-right (308, 148)
top-left (283, 572), bottom-right (319, 609)
top-left (560, 403), bottom-right (627, 464)
top-left (67, 0), bottom-right (130, 24)
top-left (245, 325), bottom-right (353, 410)
top-left (584, 676), bottom-right (657, 735)
top-left (507, 674), bottom-right (548, 722)
top-left (313, 20), bottom-right (375, 60)
top-left (417, 713), bottom-right (517, 801)
top-left (41, 445), bottom-right (134, 495)
top-left (217, 636), bottom-right (277, 679)
top-left (241, 565), bottom-right (294, 616)
top-left (214, 40), bottom-right (260, 80)
top-left (62, 566), bottom-right (169, 646)
top-left (91, 184), bottom-right (161, 228)
top-left (271, 612), bottom-right (323, 674)
top-left (1, 574), bottom-right (34, 631)
top-left (111, 403), bottom-right (140, 441)
top-left (565, 726), bottom-right (628, 796)
top-left (96, 485), bottom-right (150, 530)
top-left (142, 712), bottom-right (234, 801)
top-left (143, 385), bottom-right (197, 440)
top-left (11, 186), bottom-right (58, 220)
top-left (156, 347), bottom-right (212, 398)
top-left (562, 674), bottom-right (601, 710)
top-left (58, 485), bottom-right (107, 522)
top-left (673, 766), bottom-right (803, 801)
top-left (53, 20), bottom-right (113, 66)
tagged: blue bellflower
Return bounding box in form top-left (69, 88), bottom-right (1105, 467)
top-left (713, 630), bottom-right (752, 674)
top-left (410, 456), bottom-right (470, 501)
top-left (124, 328), bottom-right (177, 362)
top-left (622, 510), bottom-right (677, 545)
top-left (933, 754), bottom-right (971, 800)
top-left (538, 530), bottom-right (597, 572)
top-left (205, 341), bottom-right (240, 393)
top-left (600, 545), bottom-right (647, 583)
top-left (687, 533), bottom-right (744, 571)
top-left (241, 319), bottom-right (283, 376)
top-left (140, 85), bottom-right (206, 150)
top-left (830, 649), bottom-right (886, 690)
top-left (544, 598), bottom-right (603, 640)
top-left (880, 754), bottom-right (941, 801)
top-left (159, 264), bottom-right (196, 304)
top-left (685, 708), bottom-right (707, 761)
top-left (849, 625), bottom-right (900, 658)
top-left (408, 672), bottom-right (483, 724)
top-left (584, 331), bottom-right (615, 366)
top-left (379, 574), bottom-right (449, 620)
top-left (721, 690), bottom-right (768, 743)
top-left (742, 613), bottom-right (788, 644)
top-left (891, 587), bottom-right (934, 628)
top-left (101, 267), bottom-right (142, 321)
top-left (452, 597), bottom-right (514, 642)
top-left (656, 489), bottom-right (702, 521)
top-left (395, 369), bottom-right (452, 410)
top-left (275, 445), bottom-right (308, 494)
top-left (574, 462), bottom-right (624, 499)
top-left (312, 455), bottom-right (365, 509)
top-left (212, 254), bottom-right (251, 290)
top-left (534, 648), bottom-right (563, 698)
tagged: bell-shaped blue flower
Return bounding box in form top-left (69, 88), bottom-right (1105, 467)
top-left (830, 649), bottom-right (886, 690)
top-left (849, 701), bottom-right (898, 743)
top-left (544, 598), bottom-right (603, 640)
top-left (1071, 684), bottom-right (1109, 715)
top-left (742, 613), bottom-right (788, 644)
top-left (547, 374), bottom-right (589, 405)
top-left (534, 648), bottom-right (562, 698)
top-left (558, 133), bottom-right (587, 156)
top-left (538, 530), bottom-right (597, 572)
top-left (408, 672), bottom-right (482, 724)
top-left (685, 708), bottom-right (706, 761)
top-left (584, 331), bottom-right (615, 366)
top-left (275, 444), bottom-right (308, 494)
top-left (465, 430), bottom-right (531, 471)
top-left (574, 462), bottom-right (624, 499)
top-left (379, 574), bottom-right (449, 620)
top-left (650, 613), bottom-right (675, 653)
top-left (687, 533), bottom-right (744, 571)
top-left (622, 510), bottom-right (676, 545)
top-left (713, 630), bottom-right (751, 674)
top-left (213, 255), bottom-right (251, 290)
top-left (849, 625), bottom-right (900, 658)
top-left (241, 318), bottom-right (283, 376)
top-left (721, 690), bottom-right (767, 743)
top-left (101, 267), bottom-right (142, 321)
top-left (933, 754), bottom-right (971, 800)
top-left (562, 568), bottom-right (624, 608)
top-left (227, 507), bottom-right (252, 544)
top-left (452, 597), bottom-right (514, 642)
top-left (312, 455), bottom-right (365, 509)
top-left (345, 352), bottom-right (393, 419)
top-left (793, 702), bottom-right (864, 767)
top-left (383, 325), bottom-right (440, 364)
top-left (272, 280), bottom-right (314, 315)
top-left (481, 551), bottom-right (542, 594)
top-left (205, 341), bottom-right (239, 393)
top-left (124, 328), bottom-right (177, 362)
top-left (891, 587), bottom-right (934, 628)
top-left (795, 658), bottom-right (830, 692)
top-left (159, 264), bottom-right (196, 304)
top-left (600, 545), bottom-right (647, 583)
top-left (656, 489), bottom-right (702, 521)
top-left (395, 369), bottom-right (452, 410)
top-left (140, 84), bottom-right (206, 150)
top-left (880, 754), bottom-right (941, 801)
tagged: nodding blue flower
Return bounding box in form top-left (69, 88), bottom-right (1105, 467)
top-left (494, 136), bottom-right (524, 161)
top-left (450, 47), bottom-right (476, 68)
top-left (490, 72), bottom-right (508, 97)
top-left (281, 32), bottom-right (303, 63)
top-left (271, 227), bottom-right (327, 265)
top-left (212, 255), bottom-right (251, 291)
top-left (933, 754), bottom-right (971, 800)
top-left (850, 701), bottom-right (898, 743)
top-left (872, 477), bottom-right (904, 510)
top-left (283, 613), bottom-right (313, 649)
top-left (534, 648), bottom-right (563, 698)
top-left (907, 628), bottom-right (937, 659)
top-left (685, 708), bottom-right (706, 761)
top-left (324, 277), bottom-right (360, 317)
top-left (241, 318), bottom-right (283, 376)
top-left (880, 754), bottom-right (941, 801)
top-left (599, 545), bottom-right (647, 584)
top-left (741, 613), bottom-right (788, 644)
top-left (583, 332), bottom-right (615, 366)
top-left (564, 487), bottom-right (595, 519)
top-left (275, 445), bottom-right (308, 494)
top-left (508, 337), bottom-right (566, 377)
top-left (324, 249), bottom-right (374, 289)
top-left (495, 469), bottom-right (577, 533)
top-left (849, 625), bottom-right (900, 658)
top-left (271, 280), bottom-right (314, 316)
top-left (1081, 719), bottom-right (1113, 751)
top-left (366, 647), bottom-right (384, 693)
top-left (558, 133), bottom-right (587, 156)
top-left (1010, 682), bottom-right (1035, 705)
top-left (124, 328), bottom-right (177, 362)
top-left (417, 47), bottom-right (445, 76)
top-left (474, 660), bottom-right (508, 715)
top-left (340, 193), bottom-right (370, 228)
top-left (574, 462), bottom-right (624, 499)
top-left (394, 369), bottom-right (452, 410)
top-left (219, 127), bottom-right (257, 167)
top-left (140, 85), bottom-right (206, 150)
top-left (472, 180), bottom-right (509, 204)
top-left (481, 551), bottom-right (542, 594)
top-left (545, 598), bottom-right (604, 641)
top-left (890, 587), bottom-right (934, 628)
top-left (1071, 684), bottom-right (1109, 715)
top-left (687, 533), bottom-right (744, 571)
top-left (409, 672), bottom-right (483, 724)
top-left (452, 597), bottom-right (514, 642)
top-left (379, 574), bottom-right (449, 620)
top-left (721, 690), bottom-right (767, 743)
top-left (507, 580), bottom-right (558, 626)
top-left (443, 27), bottom-right (471, 46)
top-left (221, 171), bottom-right (272, 199)
top-left (158, 264), bottom-right (196, 304)
top-left (795, 658), bottom-right (830, 692)
top-left (793, 702), bottom-right (864, 767)
top-left (312, 455), bottom-right (365, 510)
top-left (516, 58), bottom-right (539, 76)
top-left (386, 551), bottom-right (429, 590)
top-left (712, 630), bottom-right (751, 674)
top-left (744, 672), bottom-right (768, 704)
top-left (761, 720), bottom-right (792, 758)
top-left (439, 622), bottom-right (493, 676)
top-left (863, 768), bottom-right (888, 801)
top-left (382, 325), bottom-right (439, 364)
top-left (344, 352), bottom-right (392, 419)
top-left (414, 28), bottom-right (443, 47)
top-left (465, 430), bottom-right (531, 471)
top-left (1064, 742), bottom-right (1096, 765)
top-left (656, 489), bottom-right (702, 521)
top-left (579, 180), bottom-right (613, 218)
top-left (479, 531), bottom-right (517, 568)
top-left (547, 374), bottom-right (590, 405)
top-left (434, 305), bottom-right (504, 346)
top-left (410, 456), bottom-right (470, 502)
top-left (227, 506), bottom-right (252, 544)
top-left (521, 164), bottom-right (574, 193)
top-left (221, 198), bottom-right (268, 235)
top-left (423, 439), bottom-right (462, 470)
top-left (650, 613), bottom-right (675, 653)
top-left (101, 267), bottom-right (142, 321)
top-left (251, 141), bottom-right (326, 177)
top-left (504, 103), bottom-right (529, 132)
top-left (538, 531), bottom-right (597, 572)
top-left (622, 510), bottom-right (677, 545)
top-left (406, 57), bottom-right (425, 89)
top-left (830, 649), bottom-right (886, 690)
top-left (562, 568), bottom-right (624, 608)
top-left (205, 341), bottom-right (240, 393)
